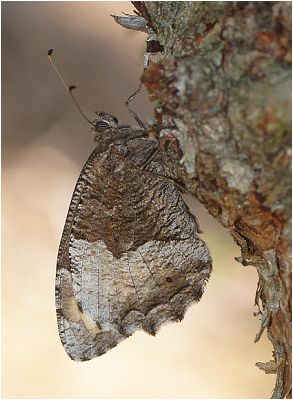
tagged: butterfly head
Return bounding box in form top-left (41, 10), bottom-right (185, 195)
top-left (92, 112), bottom-right (119, 134)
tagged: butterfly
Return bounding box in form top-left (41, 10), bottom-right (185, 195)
top-left (49, 49), bottom-right (212, 361)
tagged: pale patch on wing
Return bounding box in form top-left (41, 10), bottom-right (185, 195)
top-left (61, 288), bottom-right (82, 324)
top-left (59, 267), bottom-right (101, 338)
top-left (80, 312), bottom-right (102, 338)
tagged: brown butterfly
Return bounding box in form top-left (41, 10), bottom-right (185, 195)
top-left (49, 49), bottom-right (212, 361)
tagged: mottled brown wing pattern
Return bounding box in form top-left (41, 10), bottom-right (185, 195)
top-left (56, 137), bottom-right (212, 361)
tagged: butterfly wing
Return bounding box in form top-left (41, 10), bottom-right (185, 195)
top-left (56, 140), bottom-right (212, 361)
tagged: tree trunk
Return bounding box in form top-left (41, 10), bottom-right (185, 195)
top-left (119, 2), bottom-right (291, 398)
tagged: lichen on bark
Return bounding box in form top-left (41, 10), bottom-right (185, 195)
top-left (132, 1), bottom-right (291, 398)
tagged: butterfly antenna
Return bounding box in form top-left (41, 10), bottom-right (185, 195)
top-left (47, 49), bottom-right (94, 126)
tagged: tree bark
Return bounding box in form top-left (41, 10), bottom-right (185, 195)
top-left (132, 1), bottom-right (291, 398)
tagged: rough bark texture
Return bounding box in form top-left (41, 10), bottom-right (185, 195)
top-left (135, 2), bottom-right (291, 398)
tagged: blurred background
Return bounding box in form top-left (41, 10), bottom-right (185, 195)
top-left (2, 2), bottom-right (274, 398)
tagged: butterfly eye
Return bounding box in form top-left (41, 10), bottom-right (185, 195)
top-left (95, 120), bottom-right (110, 132)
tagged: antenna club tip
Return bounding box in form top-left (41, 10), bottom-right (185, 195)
top-left (69, 85), bottom-right (77, 92)
top-left (48, 48), bottom-right (54, 57)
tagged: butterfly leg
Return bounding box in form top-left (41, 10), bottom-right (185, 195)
top-left (140, 134), bottom-right (182, 170)
top-left (125, 82), bottom-right (147, 130)
top-left (159, 135), bottom-right (182, 156)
